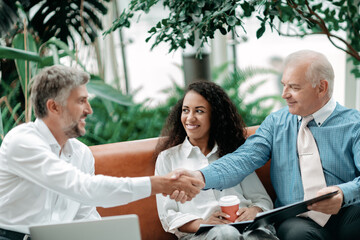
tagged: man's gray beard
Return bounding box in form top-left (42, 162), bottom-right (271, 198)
top-left (63, 121), bottom-right (84, 138)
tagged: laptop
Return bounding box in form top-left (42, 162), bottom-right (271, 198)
top-left (29, 214), bottom-right (141, 240)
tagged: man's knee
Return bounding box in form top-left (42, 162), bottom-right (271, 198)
top-left (277, 217), bottom-right (326, 240)
top-left (334, 206), bottom-right (360, 240)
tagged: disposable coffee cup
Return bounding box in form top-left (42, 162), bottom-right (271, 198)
top-left (219, 195), bottom-right (240, 222)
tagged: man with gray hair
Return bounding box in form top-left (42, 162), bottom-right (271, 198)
top-left (0, 65), bottom-right (203, 240)
top-left (183, 50), bottom-right (360, 239)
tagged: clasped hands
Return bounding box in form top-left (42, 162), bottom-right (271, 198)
top-left (155, 169), bottom-right (204, 203)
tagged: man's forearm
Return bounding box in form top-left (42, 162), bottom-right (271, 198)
top-left (150, 176), bottom-right (167, 195)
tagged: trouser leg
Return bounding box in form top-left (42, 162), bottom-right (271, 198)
top-left (276, 206), bottom-right (360, 240)
top-left (180, 225), bottom-right (242, 240)
top-left (276, 217), bottom-right (331, 240)
top-left (325, 205), bottom-right (360, 240)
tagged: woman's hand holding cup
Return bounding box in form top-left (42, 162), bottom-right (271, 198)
top-left (219, 195), bottom-right (240, 223)
top-left (235, 206), bottom-right (262, 222)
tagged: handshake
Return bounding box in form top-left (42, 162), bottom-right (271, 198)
top-left (150, 169), bottom-right (205, 203)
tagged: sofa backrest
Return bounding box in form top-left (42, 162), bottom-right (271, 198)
top-left (246, 126), bottom-right (276, 202)
top-left (91, 138), bottom-right (172, 240)
top-left (90, 125), bottom-right (275, 240)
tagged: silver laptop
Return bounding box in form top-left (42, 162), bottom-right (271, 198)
top-left (29, 214), bottom-right (141, 240)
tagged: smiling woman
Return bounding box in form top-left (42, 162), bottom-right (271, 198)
top-left (153, 81), bottom-right (277, 240)
top-left (180, 90), bottom-right (212, 155)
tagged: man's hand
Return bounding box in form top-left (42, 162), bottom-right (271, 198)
top-left (169, 169), bottom-right (205, 183)
top-left (235, 206), bottom-right (262, 222)
top-left (151, 168), bottom-right (205, 203)
top-left (308, 186), bottom-right (343, 215)
top-left (167, 169), bottom-right (205, 202)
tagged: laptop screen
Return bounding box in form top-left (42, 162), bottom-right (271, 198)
top-left (29, 214), bottom-right (141, 240)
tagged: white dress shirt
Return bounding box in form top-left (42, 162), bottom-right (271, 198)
top-left (0, 119), bottom-right (151, 234)
top-left (155, 138), bottom-right (273, 238)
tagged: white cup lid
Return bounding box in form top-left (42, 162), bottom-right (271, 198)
top-left (219, 195), bottom-right (240, 206)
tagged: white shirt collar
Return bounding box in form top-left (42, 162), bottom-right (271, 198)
top-left (35, 118), bottom-right (59, 146)
top-left (34, 118), bottom-right (73, 158)
top-left (182, 137), bottom-right (218, 158)
top-left (297, 98), bottom-right (337, 126)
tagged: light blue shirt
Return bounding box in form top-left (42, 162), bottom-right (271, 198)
top-left (201, 100), bottom-right (360, 208)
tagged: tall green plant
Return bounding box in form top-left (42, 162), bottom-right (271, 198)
top-left (218, 67), bottom-right (284, 126)
top-left (0, 0), bottom-right (110, 46)
top-left (0, 0), bottom-right (132, 144)
top-left (0, 79), bottom-right (26, 142)
top-left (0, 36), bottom-right (133, 145)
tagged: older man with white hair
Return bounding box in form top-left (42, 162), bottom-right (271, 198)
top-left (185, 50), bottom-right (360, 240)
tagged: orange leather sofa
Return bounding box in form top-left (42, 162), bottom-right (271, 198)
top-left (90, 126), bottom-right (276, 240)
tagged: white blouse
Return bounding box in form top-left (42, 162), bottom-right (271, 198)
top-left (155, 138), bottom-right (273, 238)
top-left (0, 119), bottom-right (150, 234)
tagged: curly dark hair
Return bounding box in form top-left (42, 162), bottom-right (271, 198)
top-left (154, 81), bottom-right (247, 160)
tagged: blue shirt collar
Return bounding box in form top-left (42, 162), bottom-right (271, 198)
top-left (298, 98), bottom-right (337, 126)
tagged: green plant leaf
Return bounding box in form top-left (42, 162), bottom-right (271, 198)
top-left (256, 25), bottom-right (266, 39)
top-left (86, 80), bottom-right (134, 106)
top-left (25, 0), bottom-right (110, 46)
top-left (0, 106), bottom-right (4, 141)
top-left (0, 46), bottom-right (42, 62)
top-left (226, 16), bottom-right (236, 26)
top-left (49, 44), bottom-right (60, 65)
top-left (161, 19), bottom-right (168, 26)
top-left (44, 37), bottom-right (86, 70)
top-left (148, 27), bottom-right (156, 33)
top-left (44, 37), bottom-right (85, 69)
top-left (197, 0), bottom-right (205, 8)
top-left (12, 33), bottom-right (38, 96)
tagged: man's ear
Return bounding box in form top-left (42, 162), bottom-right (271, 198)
top-left (318, 79), bottom-right (328, 97)
top-left (46, 99), bottom-right (61, 115)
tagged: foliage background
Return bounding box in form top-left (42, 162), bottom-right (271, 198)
top-left (78, 66), bottom-right (282, 146)
top-left (107, 0), bottom-right (360, 77)
top-left (0, 0), bottom-right (132, 143)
